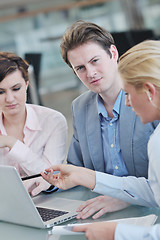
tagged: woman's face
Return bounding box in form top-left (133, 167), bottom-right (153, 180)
top-left (123, 83), bottom-right (157, 124)
top-left (0, 69), bottom-right (28, 116)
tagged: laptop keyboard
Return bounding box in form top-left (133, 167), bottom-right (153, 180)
top-left (37, 207), bottom-right (69, 222)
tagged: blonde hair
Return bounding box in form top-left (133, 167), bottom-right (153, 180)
top-left (118, 40), bottom-right (160, 91)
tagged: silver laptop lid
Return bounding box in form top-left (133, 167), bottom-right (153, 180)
top-left (0, 165), bottom-right (84, 228)
top-left (0, 166), bottom-right (45, 228)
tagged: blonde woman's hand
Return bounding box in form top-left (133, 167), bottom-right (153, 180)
top-left (73, 221), bottom-right (117, 240)
top-left (41, 164), bottom-right (96, 190)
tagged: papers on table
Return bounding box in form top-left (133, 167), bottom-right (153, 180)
top-left (50, 214), bottom-right (158, 235)
top-left (109, 214), bottom-right (157, 226)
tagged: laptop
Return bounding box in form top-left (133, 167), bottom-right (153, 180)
top-left (0, 165), bottom-right (84, 229)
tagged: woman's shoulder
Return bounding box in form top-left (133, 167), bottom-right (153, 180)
top-left (148, 122), bottom-right (160, 148)
top-left (26, 104), bottom-right (66, 121)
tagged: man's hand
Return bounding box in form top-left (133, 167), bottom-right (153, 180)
top-left (76, 195), bottom-right (130, 219)
top-left (73, 221), bottom-right (117, 240)
top-left (23, 177), bottom-right (51, 196)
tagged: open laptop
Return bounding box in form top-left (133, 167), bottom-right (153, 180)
top-left (0, 165), bottom-right (84, 229)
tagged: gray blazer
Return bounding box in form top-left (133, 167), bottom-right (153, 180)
top-left (67, 90), bottom-right (158, 178)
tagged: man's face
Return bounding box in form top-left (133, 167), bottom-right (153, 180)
top-left (68, 42), bottom-right (120, 95)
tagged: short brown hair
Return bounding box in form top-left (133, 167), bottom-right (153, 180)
top-left (0, 52), bottom-right (29, 83)
top-left (60, 20), bottom-right (115, 68)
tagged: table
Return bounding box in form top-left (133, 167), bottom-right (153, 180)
top-left (1, 186), bottom-right (160, 240)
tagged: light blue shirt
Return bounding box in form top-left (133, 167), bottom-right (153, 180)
top-left (97, 90), bottom-right (128, 176)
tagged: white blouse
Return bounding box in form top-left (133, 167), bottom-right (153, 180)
top-left (0, 104), bottom-right (68, 176)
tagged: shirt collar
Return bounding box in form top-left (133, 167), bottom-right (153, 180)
top-left (97, 89), bottom-right (123, 119)
top-left (0, 112), bottom-right (6, 134)
top-left (0, 104), bottom-right (42, 134)
top-left (25, 104), bottom-right (42, 131)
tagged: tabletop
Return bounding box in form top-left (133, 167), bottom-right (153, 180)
top-left (1, 185), bottom-right (160, 240)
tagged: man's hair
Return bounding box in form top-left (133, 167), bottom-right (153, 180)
top-left (60, 20), bottom-right (115, 68)
top-left (119, 40), bottom-right (160, 91)
top-left (0, 52), bottom-right (29, 83)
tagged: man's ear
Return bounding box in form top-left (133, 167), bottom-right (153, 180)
top-left (110, 44), bottom-right (119, 62)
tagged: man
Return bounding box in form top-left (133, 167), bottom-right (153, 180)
top-left (60, 20), bottom-right (158, 219)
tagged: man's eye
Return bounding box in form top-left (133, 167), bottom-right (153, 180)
top-left (77, 66), bottom-right (84, 71)
top-left (92, 59), bottom-right (98, 63)
top-left (13, 87), bottom-right (20, 91)
top-left (0, 91), bottom-right (5, 95)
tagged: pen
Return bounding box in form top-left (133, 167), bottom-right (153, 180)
top-left (21, 171), bottom-right (49, 181)
top-left (21, 173), bottom-right (41, 181)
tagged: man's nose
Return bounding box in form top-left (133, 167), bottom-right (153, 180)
top-left (86, 67), bottom-right (97, 79)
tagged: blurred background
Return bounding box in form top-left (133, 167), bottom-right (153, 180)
top-left (0, 0), bottom-right (160, 146)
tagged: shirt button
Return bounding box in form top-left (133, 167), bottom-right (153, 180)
top-left (111, 144), bottom-right (114, 148)
top-left (115, 166), bottom-right (119, 170)
top-left (110, 123), bottom-right (113, 126)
